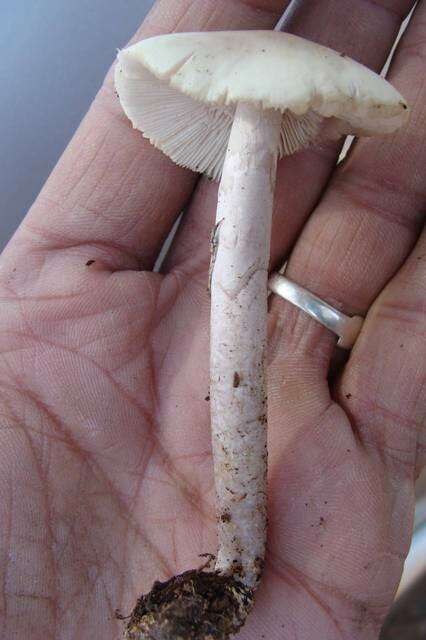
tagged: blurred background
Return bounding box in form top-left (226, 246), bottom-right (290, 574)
top-left (0, 0), bottom-right (155, 250)
top-left (0, 1), bottom-right (424, 637)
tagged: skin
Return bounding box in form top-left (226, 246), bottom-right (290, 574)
top-left (0, 0), bottom-right (424, 639)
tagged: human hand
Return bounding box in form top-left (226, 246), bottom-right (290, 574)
top-left (0, 1), bottom-right (424, 639)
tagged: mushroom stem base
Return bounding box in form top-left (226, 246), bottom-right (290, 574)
top-left (124, 570), bottom-right (254, 640)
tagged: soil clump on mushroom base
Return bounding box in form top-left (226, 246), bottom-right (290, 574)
top-left (124, 570), bottom-right (253, 640)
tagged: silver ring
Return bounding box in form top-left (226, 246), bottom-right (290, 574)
top-left (268, 273), bottom-right (364, 350)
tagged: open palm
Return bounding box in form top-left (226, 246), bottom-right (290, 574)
top-left (1, 1), bottom-right (425, 639)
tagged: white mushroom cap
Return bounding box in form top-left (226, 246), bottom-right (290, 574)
top-left (115, 31), bottom-right (409, 180)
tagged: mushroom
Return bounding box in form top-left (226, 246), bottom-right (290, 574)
top-left (115, 30), bottom-right (409, 640)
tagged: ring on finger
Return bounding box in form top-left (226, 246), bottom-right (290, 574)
top-left (268, 271), bottom-right (364, 350)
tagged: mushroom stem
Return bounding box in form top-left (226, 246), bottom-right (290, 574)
top-left (211, 102), bottom-right (281, 588)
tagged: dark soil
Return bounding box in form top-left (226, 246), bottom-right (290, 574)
top-left (124, 569), bottom-right (253, 640)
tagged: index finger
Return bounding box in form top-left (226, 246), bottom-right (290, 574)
top-left (3, 0), bottom-right (287, 272)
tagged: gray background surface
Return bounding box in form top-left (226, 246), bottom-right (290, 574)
top-left (0, 0), bottom-right (155, 250)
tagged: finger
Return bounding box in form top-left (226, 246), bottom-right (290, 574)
top-left (165, 0), bottom-right (415, 274)
top-left (337, 223), bottom-right (426, 474)
top-left (268, 0), bottom-right (425, 365)
top-left (282, 0), bottom-right (413, 66)
top-left (261, 238), bottom-right (426, 640)
top-left (3, 0), bottom-right (288, 273)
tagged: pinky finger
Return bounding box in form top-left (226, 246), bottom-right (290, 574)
top-left (338, 221), bottom-right (426, 477)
